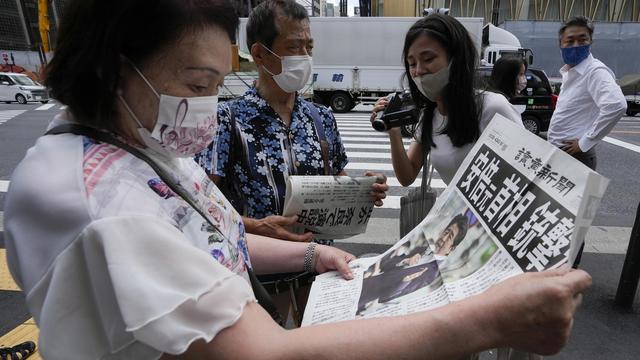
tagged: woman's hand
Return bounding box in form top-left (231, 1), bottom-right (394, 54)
top-left (370, 96), bottom-right (402, 136)
top-left (370, 96), bottom-right (390, 123)
top-left (314, 245), bottom-right (356, 280)
top-left (484, 268), bottom-right (592, 355)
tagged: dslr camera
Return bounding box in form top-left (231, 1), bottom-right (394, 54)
top-left (371, 91), bottom-right (419, 132)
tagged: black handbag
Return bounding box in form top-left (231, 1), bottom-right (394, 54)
top-left (46, 124), bottom-right (285, 326)
top-left (399, 153), bottom-right (437, 238)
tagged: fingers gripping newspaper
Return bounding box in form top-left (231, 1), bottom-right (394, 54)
top-left (282, 175), bottom-right (381, 240)
top-left (302, 115), bottom-right (609, 326)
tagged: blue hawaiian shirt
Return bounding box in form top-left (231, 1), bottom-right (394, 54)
top-left (195, 87), bottom-right (348, 220)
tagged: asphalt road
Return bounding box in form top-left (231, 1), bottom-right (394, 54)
top-left (0, 102), bottom-right (639, 358)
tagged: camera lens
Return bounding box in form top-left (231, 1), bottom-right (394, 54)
top-left (371, 119), bottom-right (387, 132)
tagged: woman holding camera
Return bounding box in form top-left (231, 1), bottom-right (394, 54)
top-left (372, 14), bottom-right (523, 185)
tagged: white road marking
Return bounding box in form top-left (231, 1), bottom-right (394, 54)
top-left (379, 195), bottom-right (401, 209)
top-left (336, 121), bottom-right (370, 124)
top-left (0, 110), bottom-right (26, 125)
top-left (35, 103), bottom-right (56, 110)
top-left (603, 136), bottom-right (640, 154)
top-left (347, 152), bottom-right (391, 159)
top-left (0, 180), bottom-right (9, 192)
top-left (338, 131), bottom-right (388, 137)
top-left (345, 143), bottom-right (410, 150)
top-left (346, 162), bottom-right (395, 171)
top-left (385, 177), bottom-right (446, 189)
top-left (338, 125), bottom-right (376, 130)
top-left (342, 137), bottom-right (411, 143)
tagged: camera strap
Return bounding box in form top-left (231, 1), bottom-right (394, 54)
top-left (305, 100), bottom-right (331, 175)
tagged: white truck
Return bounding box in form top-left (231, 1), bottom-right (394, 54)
top-left (224, 17), bottom-right (530, 113)
top-left (481, 23), bottom-right (533, 67)
top-left (310, 17), bottom-right (483, 113)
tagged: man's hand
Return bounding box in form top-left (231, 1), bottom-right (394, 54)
top-left (485, 268), bottom-right (592, 355)
top-left (364, 171), bottom-right (388, 207)
top-left (245, 215), bottom-right (314, 242)
top-left (314, 245), bottom-right (356, 280)
top-left (561, 139), bottom-right (583, 155)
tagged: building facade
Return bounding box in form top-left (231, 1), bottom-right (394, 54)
top-left (371, 0), bottom-right (640, 23)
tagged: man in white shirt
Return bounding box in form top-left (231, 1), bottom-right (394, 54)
top-left (547, 16), bottom-right (627, 170)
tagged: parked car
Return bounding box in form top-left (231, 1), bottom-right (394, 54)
top-left (477, 66), bottom-right (557, 135)
top-left (0, 72), bottom-right (49, 104)
top-left (617, 74), bottom-right (640, 117)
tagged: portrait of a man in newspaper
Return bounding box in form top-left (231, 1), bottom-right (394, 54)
top-left (357, 231), bottom-right (442, 316)
top-left (433, 214), bottom-right (469, 257)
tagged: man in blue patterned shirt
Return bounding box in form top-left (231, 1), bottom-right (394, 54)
top-left (195, 0), bottom-right (387, 244)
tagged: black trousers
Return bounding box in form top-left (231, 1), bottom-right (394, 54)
top-left (570, 147), bottom-right (596, 268)
top-left (572, 146), bottom-right (597, 170)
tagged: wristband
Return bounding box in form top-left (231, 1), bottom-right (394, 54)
top-left (303, 243), bottom-right (317, 273)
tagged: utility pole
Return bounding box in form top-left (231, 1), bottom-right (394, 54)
top-left (359, 0), bottom-right (371, 16)
top-left (491, 0), bottom-right (501, 26)
top-left (14, 0), bottom-right (31, 48)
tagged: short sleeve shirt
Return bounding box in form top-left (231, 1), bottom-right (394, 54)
top-left (4, 114), bottom-right (256, 358)
top-left (195, 88), bottom-right (348, 219)
top-left (414, 91), bottom-right (523, 184)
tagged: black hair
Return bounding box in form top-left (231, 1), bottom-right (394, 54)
top-left (246, 0), bottom-right (309, 51)
top-left (45, 0), bottom-right (238, 132)
top-left (490, 56), bottom-right (527, 99)
top-left (403, 14), bottom-right (481, 149)
top-left (447, 214), bottom-right (469, 247)
top-left (559, 16), bottom-right (594, 40)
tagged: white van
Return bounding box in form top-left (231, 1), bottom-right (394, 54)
top-left (0, 72), bottom-right (49, 104)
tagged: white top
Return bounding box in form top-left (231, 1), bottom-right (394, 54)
top-left (416, 91), bottom-right (523, 184)
top-left (4, 114), bottom-right (255, 359)
top-left (547, 54), bottom-right (627, 152)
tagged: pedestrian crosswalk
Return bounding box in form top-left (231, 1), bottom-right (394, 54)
top-left (335, 111), bottom-right (445, 211)
top-left (0, 112), bottom-right (441, 235)
top-left (0, 110), bottom-right (26, 125)
top-left (0, 102), bottom-right (67, 127)
top-left (34, 103), bottom-right (56, 111)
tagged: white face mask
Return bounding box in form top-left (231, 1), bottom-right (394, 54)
top-left (412, 63), bottom-right (451, 102)
top-left (119, 60), bottom-right (218, 158)
top-left (261, 44), bottom-right (312, 93)
top-left (516, 75), bottom-right (527, 93)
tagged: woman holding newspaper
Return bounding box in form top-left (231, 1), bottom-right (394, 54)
top-left (372, 14), bottom-right (567, 360)
top-left (371, 14), bottom-right (523, 185)
top-left (4, 0), bottom-right (590, 359)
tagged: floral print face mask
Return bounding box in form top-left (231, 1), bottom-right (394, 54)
top-left (119, 59), bottom-right (219, 158)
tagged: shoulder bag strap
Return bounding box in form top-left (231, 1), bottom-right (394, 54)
top-left (304, 100), bottom-right (331, 175)
top-left (224, 104), bottom-right (249, 215)
top-left (45, 124), bottom-right (285, 326)
top-left (421, 152), bottom-right (433, 198)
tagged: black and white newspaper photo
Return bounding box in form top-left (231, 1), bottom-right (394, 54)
top-left (302, 114), bottom-right (609, 326)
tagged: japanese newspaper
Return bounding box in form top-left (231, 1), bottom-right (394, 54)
top-left (283, 175), bottom-right (381, 240)
top-left (301, 114), bottom-right (609, 326)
